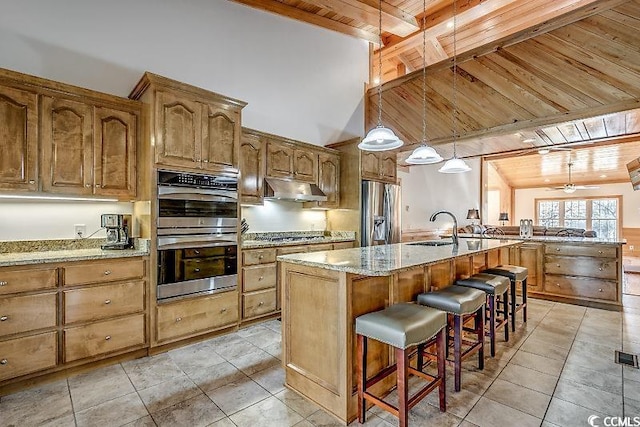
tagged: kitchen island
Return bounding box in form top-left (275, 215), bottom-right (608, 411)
top-left (277, 238), bottom-right (520, 424)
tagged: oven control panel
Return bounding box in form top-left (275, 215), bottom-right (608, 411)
top-left (158, 171), bottom-right (237, 190)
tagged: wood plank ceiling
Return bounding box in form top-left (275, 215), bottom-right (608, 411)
top-left (369, 0), bottom-right (640, 161)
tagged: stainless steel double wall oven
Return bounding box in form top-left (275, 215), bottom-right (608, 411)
top-left (156, 171), bottom-right (238, 300)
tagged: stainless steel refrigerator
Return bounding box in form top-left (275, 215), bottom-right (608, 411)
top-left (361, 180), bottom-right (401, 246)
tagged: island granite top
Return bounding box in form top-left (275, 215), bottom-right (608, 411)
top-left (277, 238), bottom-right (521, 276)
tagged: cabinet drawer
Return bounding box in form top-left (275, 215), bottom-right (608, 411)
top-left (545, 244), bottom-right (617, 258)
top-left (64, 281), bottom-right (145, 324)
top-left (64, 258), bottom-right (145, 285)
top-left (545, 256), bottom-right (617, 280)
top-left (0, 267), bottom-right (57, 296)
top-left (156, 291), bottom-right (238, 342)
top-left (544, 276), bottom-right (617, 301)
top-left (243, 248), bottom-right (276, 266)
top-left (0, 293), bottom-right (57, 337)
top-left (0, 332), bottom-right (57, 381)
top-left (243, 264), bottom-right (276, 292)
top-left (276, 245), bottom-right (308, 256)
top-left (333, 241), bottom-right (355, 250)
top-left (64, 313), bottom-right (145, 362)
top-left (307, 243), bottom-right (333, 253)
top-left (243, 289), bottom-right (277, 319)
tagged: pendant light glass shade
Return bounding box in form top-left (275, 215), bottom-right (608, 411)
top-left (359, 125), bottom-right (404, 151)
top-left (563, 183), bottom-right (577, 194)
top-left (406, 144), bottom-right (443, 164)
top-left (438, 157), bottom-right (471, 173)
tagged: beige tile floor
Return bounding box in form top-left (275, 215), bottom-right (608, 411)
top-left (1, 295), bottom-right (639, 427)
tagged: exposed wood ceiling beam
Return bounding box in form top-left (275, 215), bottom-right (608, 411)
top-left (314, 0), bottom-right (419, 37)
top-left (230, 0), bottom-right (380, 44)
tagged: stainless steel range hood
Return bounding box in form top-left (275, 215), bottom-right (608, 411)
top-left (264, 178), bottom-right (327, 202)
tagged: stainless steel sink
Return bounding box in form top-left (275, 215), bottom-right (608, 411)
top-left (408, 240), bottom-right (454, 246)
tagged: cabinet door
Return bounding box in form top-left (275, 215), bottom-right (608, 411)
top-left (361, 152), bottom-right (380, 180)
top-left (318, 153), bottom-right (340, 208)
top-left (41, 97), bottom-right (93, 194)
top-left (293, 149), bottom-right (318, 183)
top-left (202, 104), bottom-right (239, 172)
top-left (155, 91), bottom-right (201, 169)
top-left (519, 244), bottom-right (542, 291)
top-left (0, 85), bottom-right (38, 191)
top-left (239, 132), bottom-right (264, 204)
top-left (266, 140), bottom-right (294, 178)
top-left (94, 107), bottom-right (136, 198)
top-left (379, 152), bottom-right (397, 183)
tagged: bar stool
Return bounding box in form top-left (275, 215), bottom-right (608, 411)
top-left (356, 303), bottom-right (447, 427)
top-left (483, 265), bottom-right (528, 331)
top-left (417, 286), bottom-right (485, 392)
top-left (456, 273), bottom-right (510, 357)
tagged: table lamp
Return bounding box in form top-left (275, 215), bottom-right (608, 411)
top-left (467, 209), bottom-right (480, 224)
top-left (499, 212), bottom-right (509, 226)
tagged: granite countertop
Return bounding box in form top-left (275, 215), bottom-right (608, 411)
top-left (241, 230), bottom-right (356, 249)
top-left (277, 238), bottom-right (521, 276)
top-left (456, 233), bottom-right (626, 245)
top-left (0, 239), bottom-right (150, 267)
top-left (242, 236), bottom-right (355, 249)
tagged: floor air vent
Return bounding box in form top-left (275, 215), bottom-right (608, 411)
top-left (615, 350), bottom-right (639, 368)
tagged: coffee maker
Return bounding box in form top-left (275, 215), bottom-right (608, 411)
top-left (101, 214), bottom-right (132, 250)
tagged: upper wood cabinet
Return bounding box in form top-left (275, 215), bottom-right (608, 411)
top-left (0, 68), bottom-right (140, 199)
top-left (293, 149), bottom-right (318, 183)
top-left (0, 85), bottom-right (38, 192)
top-left (130, 72), bottom-right (246, 174)
top-left (240, 129), bottom-right (264, 205)
top-left (317, 152), bottom-right (340, 209)
top-left (361, 151), bottom-right (397, 183)
top-left (266, 140), bottom-right (294, 178)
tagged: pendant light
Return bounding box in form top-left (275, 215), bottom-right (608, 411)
top-left (406, 0), bottom-right (443, 165)
top-left (563, 160), bottom-right (577, 193)
top-left (439, 0), bottom-right (471, 174)
top-left (359, 0), bottom-right (403, 152)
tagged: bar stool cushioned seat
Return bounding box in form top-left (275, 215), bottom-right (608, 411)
top-left (356, 303), bottom-right (448, 427)
top-left (417, 285), bottom-right (486, 392)
top-left (457, 273), bottom-right (510, 357)
top-left (417, 285), bottom-right (485, 315)
top-left (483, 265), bottom-right (528, 331)
top-left (356, 303), bottom-right (447, 349)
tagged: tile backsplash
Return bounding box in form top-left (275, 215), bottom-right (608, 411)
top-left (241, 200), bottom-right (327, 233)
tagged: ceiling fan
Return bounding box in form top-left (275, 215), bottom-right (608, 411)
top-left (548, 160), bottom-right (599, 192)
top-left (514, 142), bottom-right (573, 156)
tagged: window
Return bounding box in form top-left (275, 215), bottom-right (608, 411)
top-left (535, 197), bottom-right (620, 238)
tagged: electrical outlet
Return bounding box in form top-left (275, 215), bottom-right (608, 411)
top-left (630, 245), bottom-right (635, 251)
top-left (74, 224), bottom-right (86, 238)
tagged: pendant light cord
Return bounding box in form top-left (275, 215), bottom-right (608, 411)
top-left (452, 0), bottom-right (458, 158)
top-left (377, 0), bottom-right (383, 126)
top-left (422, 0), bottom-right (427, 144)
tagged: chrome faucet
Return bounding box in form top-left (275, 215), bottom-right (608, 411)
top-left (430, 210), bottom-right (458, 246)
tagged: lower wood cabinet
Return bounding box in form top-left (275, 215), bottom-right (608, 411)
top-left (243, 289), bottom-right (277, 319)
top-left (0, 293), bottom-right (57, 337)
top-left (543, 276), bottom-right (617, 301)
top-left (64, 314), bottom-right (145, 363)
top-left (63, 281), bottom-right (145, 324)
top-left (0, 332), bottom-right (57, 382)
top-left (156, 291), bottom-right (238, 343)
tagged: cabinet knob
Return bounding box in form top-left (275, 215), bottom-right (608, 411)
top-left (258, 255), bottom-right (264, 259)
top-left (258, 301), bottom-right (264, 306)
top-left (598, 250), bottom-right (603, 254)
top-left (194, 250), bottom-right (200, 255)
top-left (95, 184), bottom-right (101, 188)
top-left (105, 335), bottom-right (111, 341)
top-left (556, 283), bottom-right (560, 287)
top-left (599, 288), bottom-right (603, 292)
top-left (104, 299), bottom-right (111, 305)
top-left (104, 270), bottom-right (111, 275)
top-left (556, 264), bottom-right (560, 268)
top-left (0, 281), bottom-right (6, 286)
top-left (258, 276), bottom-right (263, 281)
top-left (194, 268), bottom-right (200, 272)
top-left (175, 317), bottom-right (182, 322)
top-left (220, 308), bottom-right (227, 313)
top-left (0, 316), bottom-right (7, 321)
top-left (29, 180), bottom-right (35, 184)
top-left (556, 248), bottom-right (560, 251)
top-left (85, 184), bottom-right (91, 188)
top-left (0, 359), bottom-right (7, 365)
top-left (203, 159), bottom-right (209, 163)
top-left (599, 267), bottom-right (603, 271)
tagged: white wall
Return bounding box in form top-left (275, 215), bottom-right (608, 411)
top-left (400, 158), bottom-right (482, 231)
top-left (241, 201), bottom-right (326, 232)
top-left (0, 0), bottom-right (369, 240)
top-left (514, 182), bottom-right (640, 227)
top-left (0, 201), bottom-right (133, 241)
top-left (0, 0), bottom-right (368, 146)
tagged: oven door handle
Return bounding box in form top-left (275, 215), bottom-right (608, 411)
top-left (158, 186), bottom-right (238, 202)
top-left (158, 234), bottom-right (238, 250)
